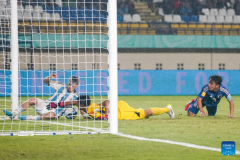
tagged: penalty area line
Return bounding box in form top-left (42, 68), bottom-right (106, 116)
top-left (115, 133), bottom-right (240, 155)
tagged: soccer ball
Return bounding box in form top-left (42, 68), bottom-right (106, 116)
top-left (65, 107), bottom-right (78, 119)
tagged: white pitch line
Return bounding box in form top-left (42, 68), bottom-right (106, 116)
top-left (42, 121), bottom-right (240, 155)
top-left (4, 119), bottom-right (239, 155)
top-left (115, 133), bottom-right (240, 155)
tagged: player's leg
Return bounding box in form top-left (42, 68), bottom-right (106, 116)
top-left (3, 98), bottom-right (39, 118)
top-left (206, 106), bottom-right (217, 116)
top-left (185, 99), bottom-right (195, 111)
top-left (187, 105), bottom-right (199, 117)
top-left (20, 112), bottom-right (56, 120)
top-left (145, 104), bottom-right (174, 119)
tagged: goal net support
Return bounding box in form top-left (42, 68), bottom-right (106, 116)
top-left (0, 0), bottom-right (118, 136)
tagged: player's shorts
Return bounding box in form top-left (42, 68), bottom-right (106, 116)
top-left (33, 98), bottom-right (64, 116)
top-left (187, 104), bottom-right (199, 115)
top-left (188, 103), bottom-right (217, 116)
top-left (206, 106), bottom-right (217, 116)
top-left (118, 101), bottom-right (145, 120)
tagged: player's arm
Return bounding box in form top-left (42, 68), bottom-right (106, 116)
top-left (228, 99), bottom-right (235, 118)
top-left (224, 91), bottom-right (235, 118)
top-left (43, 72), bottom-right (56, 85)
top-left (197, 96), bottom-right (208, 117)
top-left (58, 101), bottom-right (78, 107)
top-left (98, 100), bottom-right (109, 115)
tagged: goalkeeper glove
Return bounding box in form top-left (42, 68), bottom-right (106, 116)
top-left (47, 102), bottom-right (57, 109)
top-left (58, 102), bottom-right (64, 107)
top-left (96, 115), bottom-right (108, 120)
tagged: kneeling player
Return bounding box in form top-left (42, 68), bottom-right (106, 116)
top-left (185, 75), bottom-right (235, 118)
top-left (60, 95), bottom-right (175, 120)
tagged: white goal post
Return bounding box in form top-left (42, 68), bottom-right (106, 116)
top-left (0, 0), bottom-right (118, 136)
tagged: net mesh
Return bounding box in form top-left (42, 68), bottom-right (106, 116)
top-left (0, 0), bottom-right (110, 136)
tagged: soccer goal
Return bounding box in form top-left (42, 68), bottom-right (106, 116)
top-left (0, 0), bottom-right (118, 136)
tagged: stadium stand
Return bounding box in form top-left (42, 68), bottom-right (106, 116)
top-left (0, 0), bottom-right (238, 36)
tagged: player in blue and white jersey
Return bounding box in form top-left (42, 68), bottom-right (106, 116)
top-left (185, 75), bottom-right (235, 118)
top-left (3, 72), bottom-right (80, 120)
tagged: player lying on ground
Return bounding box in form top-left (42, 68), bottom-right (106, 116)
top-left (3, 72), bottom-right (80, 120)
top-left (185, 75), bottom-right (235, 118)
top-left (60, 95), bottom-right (175, 120)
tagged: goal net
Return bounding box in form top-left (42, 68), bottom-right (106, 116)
top-left (0, 0), bottom-right (118, 136)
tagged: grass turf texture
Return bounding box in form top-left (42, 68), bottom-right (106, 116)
top-left (0, 96), bottom-right (240, 160)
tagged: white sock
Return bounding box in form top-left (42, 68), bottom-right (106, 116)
top-left (26, 115), bottom-right (40, 120)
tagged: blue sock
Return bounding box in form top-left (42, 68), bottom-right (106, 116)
top-left (19, 105), bottom-right (24, 112)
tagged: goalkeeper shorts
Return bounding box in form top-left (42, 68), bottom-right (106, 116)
top-left (118, 101), bottom-right (145, 120)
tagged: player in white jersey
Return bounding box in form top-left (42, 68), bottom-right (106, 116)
top-left (3, 72), bottom-right (80, 120)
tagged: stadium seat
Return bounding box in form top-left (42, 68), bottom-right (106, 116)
top-left (180, 24), bottom-right (188, 28)
top-left (164, 15), bottom-right (172, 22)
top-left (210, 8), bottom-right (218, 16)
top-left (173, 15), bottom-right (181, 22)
top-left (227, 9), bottom-right (235, 16)
top-left (223, 24), bottom-right (232, 29)
top-left (202, 8), bottom-right (209, 15)
top-left (52, 13), bottom-right (61, 20)
top-left (18, 5), bottom-right (24, 11)
top-left (123, 14), bottom-right (132, 22)
top-left (190, 15), bottom-right (198, 22)
top-left (171, 23), bottom-right (179, 28)
top-left (216, 16), bottom-right (225, 23)
top-left (207, 15), bottom-right (216, 23)
top-left (158, 8), bottom-right (164, 15)
top-left (18, 10), bottom-right (23, 19)
top-left (117, 14), bottom-right (123, 22)
top-left (139, 23), bottom-right (148, 28)
top-left (233, 16), bottom-right (240, 23)
top-left (42, 12), bottom-right (51, 20)
top-left (181, 15), bottom-right (189, 22)
top-left (132, 14), bottom-right (141, 22)
top-left (34, 6), bottom-right (43, 13)
top-left (25, 5), bottom-right (34, 12)
top-left (199, 15), bottom-right (207, 22)
top-left (32, 11), bottom-right (41, 20)
top-left (130, 23), bottom-right (139, 28)
top-left (218, 9), bottom-right (227, 16)
top-left (23, 11), bottom-right (32, 20)
top-left (214, 24), bottom-right (223, 29)
top-left (225, 16), bottom-right (233, 23)
top-left (189, 24), bottom-right (197, 28)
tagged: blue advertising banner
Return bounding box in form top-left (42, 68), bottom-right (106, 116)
top-left (0, 70), bottom-right (240, 96)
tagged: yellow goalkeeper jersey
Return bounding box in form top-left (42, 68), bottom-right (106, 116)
top-left (87, 103), bottom-right (106, 119)
top-left (87, 101), bottom-right (145, 120)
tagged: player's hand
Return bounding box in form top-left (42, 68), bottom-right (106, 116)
top-left (47, 102), bottom-right (57, 109)
top-left (58, 102), bottom-right (64, 107)
top-left (82, 113), bottom-right (92, 119)
top-left (50, 72), bottom-right (57, 79)
top-left (228, 115), bottom-right (236, 118)
top-left (200, 111), bottom-right (208, 117)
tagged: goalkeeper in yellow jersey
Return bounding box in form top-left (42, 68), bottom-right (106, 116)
top-left (59, 95), bottom-right (175, 120)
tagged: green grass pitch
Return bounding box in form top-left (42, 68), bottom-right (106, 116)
top-left (0, 96), bottom-right (239, 160)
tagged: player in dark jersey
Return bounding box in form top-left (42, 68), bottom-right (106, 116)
top-left (185, 75), bottom-right (235, 118)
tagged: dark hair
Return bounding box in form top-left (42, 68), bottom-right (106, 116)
top-left (209, 75), bottom-right (222, 85)
top-left (68, 76), bottom-right (80, 85)
top-left (77, 95), bottom-right (91, 107)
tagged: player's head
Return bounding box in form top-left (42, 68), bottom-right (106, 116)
top-left (208, 75), bottom-right (222, 91)
top-left (78, 95), bottom-right (91, 107)
top-left (67, 76), bottom-right (80, 92)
